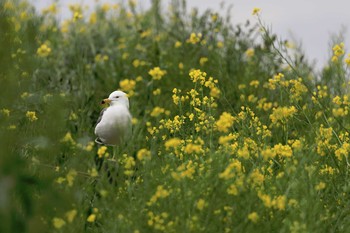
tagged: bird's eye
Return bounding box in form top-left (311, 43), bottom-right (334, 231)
top-left (115, 96), bottom-right (120, 98)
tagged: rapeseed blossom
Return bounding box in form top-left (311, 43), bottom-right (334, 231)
top-left (216, 112), bottom-right (235, 132)
top-left (247, 212), bottom-right (259, 223)
top-left (1, 108), bottom-right (10, 117)
top-left (65, 209), bottom-right (77, 223)
top-left (97, 146), bottom-right (109, 158)
top-left (165, 138), bottom-right (182, 150)
top-left (186, 33), bottom-right (202, 44)
top-left (52, 217), bottom-right (66, 229)
top-left (119, 79), bottom-right (136, 96)
top-left (148, 67), bottom-right (167, 80)
top-left (252, 8), bottom-right (261, 15)
top-left (26, 111), bottom-right (38, 122)
top-left (137, 148), bottom-right (151, 161)
top-left (148, 185), bottom-right (170, 205)
top-left (270, 106), bottom-right (297, 125)
top-left (37, 44), bottom-right (51, 57)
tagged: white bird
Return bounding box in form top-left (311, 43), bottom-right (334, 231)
top-left (95, 90), bottom-right (132, 146)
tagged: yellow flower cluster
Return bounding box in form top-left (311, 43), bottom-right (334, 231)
top-left (123, 155), bottom-right (136, 176)
top-left (219, 159), bottom-right (243, 180)
top-left (247, 212), bottom-right (259, 223)
top-left (147, 211), bottom-right (173, 231)
top-left (1, 108), bottom-right (10, 117)
top-left (94, 54), bottom-right (109, 63)
top-left (316, 125), bottom-right (335, 156)
top-left (37, 44), bottom-right (51, 57)
top-left (119, 79), bottom-right (136, 97)
top-left (97, 146), bottom-right (109, 158)
top-left (148, 185), bottom-right (170, 206)
top-left (171, 160), bottom-right (196, 180)
top-left (42, 3), bottom-right (58, 15)
top-left (61, 132), bottom-right (76, 146)
top-left (216, 112), bottom-right (235, 132)
top-left (267, 73), bottom-right (285, 90)
top-left (150, 106), bottom-right (166, 117)
top-left (252, 8), bottom-right (261, 15)
top-left (87, 208), bottom-right (100, 223)
top-left (289, 78), bottom-right (308, 101)
top-left (148, 67), bottom-right (167, 80)
top-left (331, 42), bottom-right (345, 62)
top-left (137, 148), bottom-right (151, 161)
top-left (186, 33), bottom-right (202, 44)
top-left (245, 48), bottom-right (255, 58)
top-left (258, 192), bottom-right (286, 210)
top-left (269, 106), bottom-right (297, 126)
top-left (159, 115), bottom-right (186, 134)
top-left (332, 95), bottom-right (349, 117)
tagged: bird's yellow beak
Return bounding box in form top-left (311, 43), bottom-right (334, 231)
top-left (101, 98), bottom-right (111, 104)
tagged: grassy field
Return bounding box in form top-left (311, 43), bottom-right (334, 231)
top-left (1, 1), bottom-right (350, 232)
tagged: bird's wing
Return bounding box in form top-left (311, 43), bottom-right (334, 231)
top-left (95, 108), bottom-right (107, 127)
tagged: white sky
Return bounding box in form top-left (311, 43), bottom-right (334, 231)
top-left (31, 0), bottom-right (350, 70)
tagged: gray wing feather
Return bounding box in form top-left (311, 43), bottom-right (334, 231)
top-left (95, 108), bottom-right (108, 145)
top-left (95, 108), bottom-right (107, 126)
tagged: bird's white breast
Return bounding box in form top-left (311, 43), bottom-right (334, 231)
top-left (95, 105), bottom-right (131, 145)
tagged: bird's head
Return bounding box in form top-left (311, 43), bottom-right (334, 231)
top-left (101, 90), bottom-right (129, 108)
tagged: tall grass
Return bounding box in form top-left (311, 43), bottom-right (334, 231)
top-left (0, 1), bottom-right (349, 232)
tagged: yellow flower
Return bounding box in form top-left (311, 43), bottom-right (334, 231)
top-left (273, 144), bottom-right (293, 158)
top-left (73, 11), bottom-right (83, 21)
top-left (273, 195), bottom-right (286, 210)
top-left (153, 88), bottom-right (161, 96)
top-left (216, 112), bottom-right (235, 132)
top-left (101, 3), bottom-right (111, 12)
top-left (140, 29), bottom-right (151, 38)
top-left (26, 111), bottom-right (38, 122)
top-left (196, 199), bottom-right (206, 210)
top-left (150, 106), bottom-right (165, 117)
top-left (42, 3), bottom-right (58, 15)
top-left (249, 80), bottom-right (259, 88)
top-left (1, 108), bottom-right (10, 117)
top-left (88, 168), bottom-right (98, 177)
top-left (65, 209), bottom-right (77, 223)
top-left (97, 146), bottom-right (108, 158)
top-left (95, 54), bottom-right (109, 63)
top-left (52, 217), bottom-right (66, 229)
top-left (345, 54), bottom-right (350, 66)
top-left (89, 12), bottom-right (97, 24)
top-left (247, 212), bottom-right (259, 223)
top-left (270, 106), bottom-right (297, 125)
top-left (87, 214), bottom-right (96, 222)
top-left (199, 57), bottom-right (208, 66)
top-left (175, 41), bottom-right (182, 48)
top-left (250, 169), bottom-right (265, 186)
top-left (119, 79), bottom-right (136, 97)
top-left (66, 169), bottom-right (77, 187)
top-left (148, 67), bottom-right (167, 80)
top-left (186, 33), bottom-right (202, 44)
top-left (37, 44), bottom-right (51, 57)
top-left (315, 182), bottom-right (326, 191)
top-left (245, 48), bottom-right (255, 57)
top-left (219, 159), bottom-right (243, 180)
top-left (252, 8), bottom-right (261, 15)
top-left (61, 132), bottom-right (76, 145)
top-left (148, 185), bottom-right (170, 205)
top-left (217, 41), bottom-right (224, 48)
top-left (165, 138), bottom-right (182, 150)
top-left (137, 148), bottom-right (151, 161)
top-left (184, 143), bottom-right (202, 154)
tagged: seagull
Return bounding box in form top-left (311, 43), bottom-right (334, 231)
top-left (95, 91), bottom-right (132, 146)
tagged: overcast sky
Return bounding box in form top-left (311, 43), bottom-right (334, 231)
top-left (32, 0), bottom-right (350, 70)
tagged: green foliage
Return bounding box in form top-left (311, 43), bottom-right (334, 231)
top-left (0, 0), bottom-right (349, 233)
